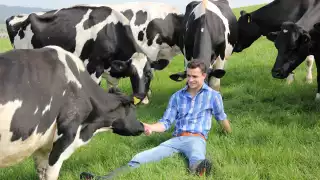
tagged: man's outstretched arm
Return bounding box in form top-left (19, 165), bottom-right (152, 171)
top-left (219, 119), bottom-right (231, 134)
top-left (143, 122), bottom-right (166, 135)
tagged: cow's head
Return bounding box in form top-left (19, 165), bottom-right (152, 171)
top-left (233, 10), bottom-right (261, 52)
top-left (107, 87), bottom-right (145, 136)
top-left (266, 22), bottom-right (312, 79)
top-left (110, 53), bottom-right (168, 104)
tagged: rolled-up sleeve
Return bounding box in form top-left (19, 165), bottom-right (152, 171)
top-left (158, 94), bottom-right (178, 131)
top-left (212, 93), bottom-right (227, 121)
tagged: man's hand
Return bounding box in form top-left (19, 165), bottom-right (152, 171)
top-left (219, 119), bottom-right (231, 134)
top-left (143, 123), bottom-right (153, 136)
top-left (142, 122), bottom-right (166, 135)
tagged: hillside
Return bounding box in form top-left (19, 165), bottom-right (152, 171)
top-left (0, 4), bottom-right (51, 24)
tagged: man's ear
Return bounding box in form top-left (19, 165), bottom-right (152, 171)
top-left (266, 31), bottom-right (280, 42)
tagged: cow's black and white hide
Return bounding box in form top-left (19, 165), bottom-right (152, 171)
top-left (266, 1), bottom-right (320, 100)
top-left (5, 5), bottom-right (168, 105)
top-left (170, 0), bottom-right (238, 91)
top-left (68, 2), bottom-right (185, 104)
top-left (234, 0), bottom-right (316, 84)
top-left (0, 46), bottom-right (144, 180)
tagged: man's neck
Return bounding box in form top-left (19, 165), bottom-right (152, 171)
top-left (187, 85), bottom-right (203, 97)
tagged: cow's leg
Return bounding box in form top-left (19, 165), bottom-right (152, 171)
top-left (286, 73), bottom-right (295, 85)
top-left (45, 126), bottom-right (87, 180)
top-left (306, 55), bottom-right (314, 84)
top-left (33, 148), bottom-right (50, 180)
top-left (209, 57), bottom-right (225, 91)
top-left (314, 58), bottom-right (320, 101)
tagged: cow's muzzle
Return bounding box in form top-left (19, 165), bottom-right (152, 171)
top-left (132, 93), bottom-right (146, 105)
top-left (272, 69), bottom-right (287, 79)
top-left (232, 44), bottom-right (243, 53)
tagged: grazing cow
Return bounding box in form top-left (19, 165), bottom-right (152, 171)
top-left (5, 5), bottom-right (168, 105)
top-left (0, 46), bottom-right (145, 180)
top-left (69, 2), bottom-right (184, 104)
top-left (266, 2), bottom-right (320, 100)
top-left (234, 0), bottom-right (315, 84)
top-left (170, 0), bottom-right (237, 91)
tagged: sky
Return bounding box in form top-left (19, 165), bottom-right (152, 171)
top-left (2, 0), bottom-right (273, 11)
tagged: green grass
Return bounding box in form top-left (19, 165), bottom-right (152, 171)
top-left (1, 4), bottom-right (320, 180)
top-left (0, 38), bottom-right (11, 52)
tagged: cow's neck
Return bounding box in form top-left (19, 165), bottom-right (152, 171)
top-left (297, 4), bottom-right (320, 32)
top-left (81, 73), bottom-right (124, 121)
top-left (173, 14), bottom-right (184, 46)
top-left (78, 83), bottom-right (124, 141)
top-left (252, 0), bottom-right (306, 34)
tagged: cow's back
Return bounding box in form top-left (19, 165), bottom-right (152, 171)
top-left (183, 0), bottom-right (237, 62)
top-left (111, 2), bottom-right (183, 61)
top-left (0, 46), bottom-right (88, 167)
top-left (0, 48), bottom-right (63, 167)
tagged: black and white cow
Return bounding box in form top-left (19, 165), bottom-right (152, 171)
top-left (266, 1), bottom-right (320, 100)
top-left (170, 0), bottom-right (237, 91)
top-left (234, 0), bottom-right (315, 84)
top-left (5, 5), bottom-right (168, 105)
top-left (69, 2), bottom-right (184, 104)
top-left (0, 46), bottom-right (145, 179)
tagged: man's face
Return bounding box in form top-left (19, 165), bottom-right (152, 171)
top-left (186, 67), bottom-right (206, 89)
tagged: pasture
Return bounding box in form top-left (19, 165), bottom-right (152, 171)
top-left (1, 4), bottom-right (320, 180)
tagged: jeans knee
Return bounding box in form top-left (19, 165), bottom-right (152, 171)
top-left (128, 161), bottom-right (141, 168)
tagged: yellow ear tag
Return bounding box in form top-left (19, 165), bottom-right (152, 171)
top-left (203, 0), bottom-right (208, 9)
top-left (134, 97), bottom-right (141, 105)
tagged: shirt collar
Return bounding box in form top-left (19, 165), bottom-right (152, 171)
top-left (182, 83), bottom-right (210, 93)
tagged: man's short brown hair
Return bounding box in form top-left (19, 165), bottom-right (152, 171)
top-left (187, 60), bottom-right (207, 73)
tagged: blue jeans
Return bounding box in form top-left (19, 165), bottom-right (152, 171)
top-left (128, 136), bottom-right (206, 169)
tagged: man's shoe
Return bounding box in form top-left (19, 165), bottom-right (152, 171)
top-left (80, 172), bottom-right (96, 180)
top-left (80, 165), bottom-right (131, 180)
top-left (196, 159), bottom-right (212, 177)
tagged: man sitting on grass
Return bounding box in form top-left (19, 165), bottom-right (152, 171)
top-left (80, 60), bottom-right (232, 179)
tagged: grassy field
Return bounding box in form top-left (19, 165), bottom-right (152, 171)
top-left (1, 4), bottom-right (320, 180)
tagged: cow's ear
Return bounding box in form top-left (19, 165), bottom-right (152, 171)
top-left (209, 69), bottom-right (226, 78)
top-left (151, 59), bottom-right (169, 70)
top-left (110, 60), bottom-right (131, 73)
top-left (314, 22), bottom-right (320, 32)
top-left (169, 71), bottom-right (187, 82)
top-left (240, 10), bottom-right (247, 16)
top-left (243, 13), bottom-right (252, 23)
top-left (301, 32), bottom-right (311, 44)
top-left (266, 31), bottom-right (279, 42)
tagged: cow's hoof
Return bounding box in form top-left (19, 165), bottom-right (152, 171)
top-left (306, 77), bottom-right (313, 84)
top-left (80, 172), bottom-right (95, 180)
